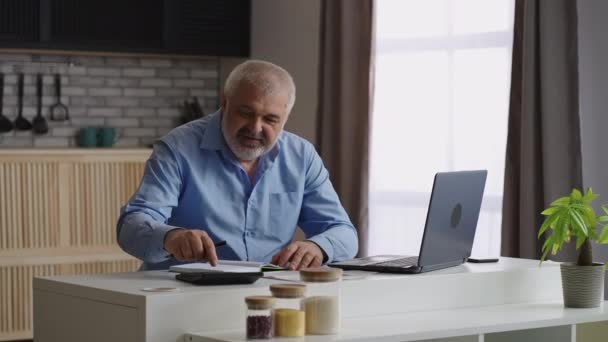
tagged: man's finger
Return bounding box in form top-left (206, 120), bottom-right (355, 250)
top-left (289, 248), bottom-right (306, 270)
top-left (311, 254), bottom-right (323, 268)
top-left (181, 237), bottom-right (193, 261)
top-left (278, 243), bottom-right (299, 267)
top-left (201, 234), bottom-right (218, 266)
top-left (172, 246), bottom-right (184, 261)
top-left (271, 253), bottom-right (280, 265)
top-left (299, 252), bottom-right (315, 270)
top-left (188, 232), bottom-right (205, 260)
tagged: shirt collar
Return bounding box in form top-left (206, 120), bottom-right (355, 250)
top-left (199, 110), bottom-right (225, 151)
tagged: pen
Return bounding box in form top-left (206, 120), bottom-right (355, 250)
top-left (213, 240), bottom-right (227, 247)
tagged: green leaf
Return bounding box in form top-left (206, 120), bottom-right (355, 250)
top-left (588, 224), bottom-right (599, 240)
top-left (541, 234), bottom-right (554, 261)
top-left (584, 207), bottom-right (597, 229)
top-left (570, 208), bottom-right (588, 236)
top-left (538, 215), bottom-right (556, 237)
top-left (541, 244), bottom-right (551, 262)
top-left (572, 188), bottom-right (583, 201)
top-left (541, 207), bottom-right (560, 216)
top-left (552, 241), bottom-right (561, 254)
top-left (582, 188), bottom-right (599, 203)
top-left (598, 216), bottom-right (608, 223)
top-left (539, 211), bottom-right (562, 237)
top-left (603, 205), bottom-right (608, 216)
top-left (552, 213), bottom-right (563, 244)
top-left (599, 227), bottom-right (608, 244)
top-left (568, 204), bottom-right (596, 228)
top-left (539, 219), bottom-right (550, 237)
top-left (550, 196), bottom-right (570, 207)
top-left (575, 231), bottom-right (586, 249)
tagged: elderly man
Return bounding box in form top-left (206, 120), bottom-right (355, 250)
top-left (117, 60), bottom-right (358, 270)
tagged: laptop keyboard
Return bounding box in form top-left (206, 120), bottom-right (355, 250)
top-left (375, 256), bottom-right (419, 268)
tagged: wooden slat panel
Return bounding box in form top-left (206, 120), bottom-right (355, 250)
top-left (0, 162), bottom-right (61, 250)
top-left (0, 149), bottom-right (149, 340)
top-left (11, 163), bottom-right (22, 249)
top-left (67, 161), bottom-right (142, 247)
top-left (0, 164), bottom-right (6, 250)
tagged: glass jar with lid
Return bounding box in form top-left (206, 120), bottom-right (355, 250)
top-left (269, 283), bottom-right (306, 337)
top-left (299, 267), bottom-right (343, 335)
top-left (244, 296), bottom-right (275, 339)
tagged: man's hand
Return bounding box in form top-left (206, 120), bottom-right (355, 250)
top-left (164, 228), bottom-right (218, 265)
top-left (271, 241), bottom-right (325, 270)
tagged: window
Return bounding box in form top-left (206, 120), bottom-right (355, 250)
top-left (369, 0), bottom-right (515, 257)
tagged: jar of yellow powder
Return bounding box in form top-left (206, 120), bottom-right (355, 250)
top-left (299, 267), bottom-right (343, 335)
top-left (269, 283), bottom-right (306, 337)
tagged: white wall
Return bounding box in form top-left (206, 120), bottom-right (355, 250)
top-left (250, 0), bottom-right (321, 145)
top-left (577, 0), bottom-right (608, 295)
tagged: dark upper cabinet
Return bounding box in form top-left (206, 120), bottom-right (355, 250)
top-left (0, 0), bottom-right (40, 43)
top-left (0, 0), bottom-right (250, 56)
top-left (164, 0), bottom-right (250, 56)
top-left (48, 0), bottom-right (164, 51)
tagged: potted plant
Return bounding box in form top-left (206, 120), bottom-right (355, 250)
top-left (539, 188), bottom-right (608, 308)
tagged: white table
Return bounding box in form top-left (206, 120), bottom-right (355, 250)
top-left (33, 258), bottom-right (608, 342)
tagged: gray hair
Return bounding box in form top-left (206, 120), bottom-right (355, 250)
top-left (223, 60), bottom-right (296, 115)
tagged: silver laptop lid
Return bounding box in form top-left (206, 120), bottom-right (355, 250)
top-left (418, 170), bottom-right (487, 268)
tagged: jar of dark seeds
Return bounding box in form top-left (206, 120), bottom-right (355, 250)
top-left (245, 296), bottom-right (275, 339)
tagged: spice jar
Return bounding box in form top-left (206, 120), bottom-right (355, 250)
top-left (245, 296), bottom-right (275, 339)
top-left (269, 283), bottom-right (306, 337)
top-left (300, 267), bottom-right (343, 335)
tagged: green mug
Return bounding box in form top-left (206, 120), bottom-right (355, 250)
top-left (98, 127), bottom-right (118, 147)
top-left (78, 127), bottom-right (98, 148)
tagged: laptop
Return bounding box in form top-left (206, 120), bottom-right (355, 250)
top-left (330, 170), bottom-right (487, 274)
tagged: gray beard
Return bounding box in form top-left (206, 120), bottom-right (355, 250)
top-left (221, 122), bottom-right (269, 161)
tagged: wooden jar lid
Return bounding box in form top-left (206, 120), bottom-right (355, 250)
top-left (299, 267), bottom-right (343, 282)
top-left (269, 284), bottom-right (307, 298)
top-left (245, 296), bottom-right (276, 309)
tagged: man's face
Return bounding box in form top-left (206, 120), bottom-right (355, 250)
top-left (221, 81), bottom-right (289, 161)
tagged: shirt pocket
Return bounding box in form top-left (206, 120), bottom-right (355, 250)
top-left (265, 191), bottom-right (302, 242)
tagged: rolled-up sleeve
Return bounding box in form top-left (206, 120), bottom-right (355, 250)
top-left (116, 142), bottom-right (182, 263)
top-left (298, 145), bottom-right (358, 263)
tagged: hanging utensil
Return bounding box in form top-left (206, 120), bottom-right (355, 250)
top-left (50, 74), bottom-right (69, 121)
top-left (0, 73), bottom-right (14, 133)
top-left (192, 97), bottom-right (205, 118)
top-left (32, 74), bottom-right (49, 135)
top-left (14, 73), bottom-right (32, 131)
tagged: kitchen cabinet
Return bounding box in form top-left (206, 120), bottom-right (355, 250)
top-left (0, 0), bottom-right (40, 44)
top-left (0, 0), bottom-right (250, 56)
top-left (0, 148), bottom-right (149, 341)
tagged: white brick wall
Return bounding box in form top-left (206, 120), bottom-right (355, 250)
top-left (0, 53), bottom-right (219, 147)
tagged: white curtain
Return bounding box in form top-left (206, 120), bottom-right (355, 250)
top-left (369, 0), bottom-right (515, 257)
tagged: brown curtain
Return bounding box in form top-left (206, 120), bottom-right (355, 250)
top-left (501, 0), bottom-right (583, 260)
top-left (317, 0), bottom-right (374, 257)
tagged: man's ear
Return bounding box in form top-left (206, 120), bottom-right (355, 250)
top-left (220, 94), bottom-right (227, 112)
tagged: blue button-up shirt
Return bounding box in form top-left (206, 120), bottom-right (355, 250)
top-left (117, 110), bottom-right (358, 270)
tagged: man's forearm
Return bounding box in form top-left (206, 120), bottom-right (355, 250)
top-left (117, 211), bottom-right (177, 263)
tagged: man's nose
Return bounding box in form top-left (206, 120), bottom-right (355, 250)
top-left (246, 117), bottom-right (263, 134)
